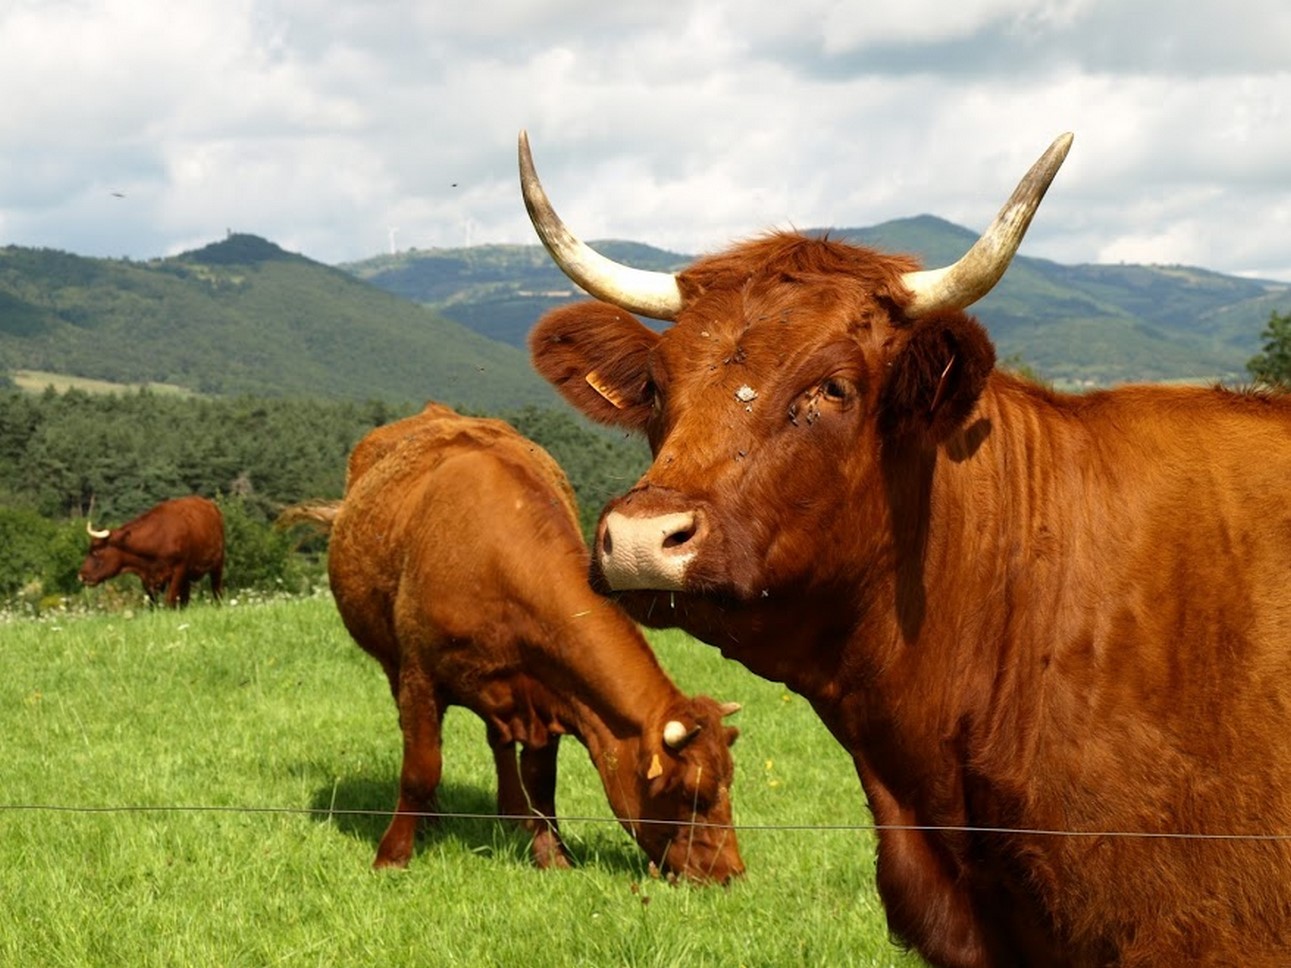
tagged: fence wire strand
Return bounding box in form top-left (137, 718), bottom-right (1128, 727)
top-left (5, 801), bottom-right (1291, 842)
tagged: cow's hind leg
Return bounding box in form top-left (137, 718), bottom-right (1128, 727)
top-left (164, 565), bottom-right (188, 608)
top-left (492, 732), bottom-right (570, 869)
top-left (374, 663), bottom-right (444, 869)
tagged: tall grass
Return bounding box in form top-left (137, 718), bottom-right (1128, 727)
top-left (1, 595), bottom-right (925, 967)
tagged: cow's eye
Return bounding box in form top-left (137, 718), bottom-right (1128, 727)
top-left (645, 379), bottom-right (661, 413)
top-left (821, 378), bottom-right (852, 404)
top-left (821, 379), bottom-right (852, 402)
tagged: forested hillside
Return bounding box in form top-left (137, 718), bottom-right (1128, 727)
top-left (344, 241), bottom-right (685, 350)
top-left (836, 218), bottom-right (1290, 386)
top-left (0, 389), bottom-right (648, 604)
top-left (6, 224), bottom-right (1288, 399)
top-left (0, 235), bottom-right (554, 409)
top-left (348, 218), bottom-right (1291, 387)
top-left (0, 389), bottom-right (645, 534)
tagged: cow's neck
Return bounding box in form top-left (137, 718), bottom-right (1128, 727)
top-left (844, 377), bottom-right (1113, 820)
top-left (534, 597), bottom-right (678, 751)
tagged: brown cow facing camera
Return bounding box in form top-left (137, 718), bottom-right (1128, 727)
top-left (288, 402), bottom-right (743, 883)
top-left (520, 130), bottom-right (1291, 965)
top-left (79, 495), bottom-right (224, 608)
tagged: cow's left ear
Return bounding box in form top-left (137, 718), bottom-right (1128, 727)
top-left (878, 310), bottom-right (995, 442)
top-left (644, 749), bottom-right (677, 798)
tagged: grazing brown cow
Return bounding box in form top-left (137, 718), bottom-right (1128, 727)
top-left (79, 496), bottom-right (224, 607)
top-left (309, 402), bottom-right (743, 882)
top-left (520, 131), bottom-right (1291, 966)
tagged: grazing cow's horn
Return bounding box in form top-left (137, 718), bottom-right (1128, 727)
top-left (719, 702), bottom-right (742, 717)
top-left (86, 521), bottom-right (110, 539)
top-left (900, 132), bottom-right (1074, 317)
top-left (518, 130), bottom-right (684, 321)
top-left (663, 719), bottom-right (699, 749)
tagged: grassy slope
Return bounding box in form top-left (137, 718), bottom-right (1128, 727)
top-left (0, 239), bottom-right (555, 410)
top-left (1, 596), bottom-right (925, 968)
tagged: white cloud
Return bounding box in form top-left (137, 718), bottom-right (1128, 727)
top-left (0, 0), bottom-right (1288, 282)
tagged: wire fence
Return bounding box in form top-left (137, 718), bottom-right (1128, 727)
top-left (6, 801), bottom-right (1291, 842)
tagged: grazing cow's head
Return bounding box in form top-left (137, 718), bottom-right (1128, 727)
top-left (78, 521), bottom-right (123, 585)
top-left (617, 695), bottom-right (743, 883)
top-left (522, 132), bottom-right (1070, 635)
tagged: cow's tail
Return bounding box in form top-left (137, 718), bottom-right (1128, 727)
top-left (275, 500), bottom-right (343, 535)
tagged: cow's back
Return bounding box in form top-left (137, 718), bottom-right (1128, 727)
top-left (329, 408), bottom-right (582, 676)
top-left (343, 402), bottom-right (459, 492)
top-left (127, 496), bottom-right (224, 570)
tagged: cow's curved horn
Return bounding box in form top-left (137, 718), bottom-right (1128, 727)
top-left (663, 719), bottom-right (699, 749)
top-left (519, 130), bottom-right (683, 321)
top-left (86, 521), bottom-right (110, 539)
top-left (900, 132), bottom-right (1073, 317)
top-left (719, 702), bottom-right (742, 717)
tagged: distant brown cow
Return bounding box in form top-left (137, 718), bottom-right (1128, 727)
top-left (79, 496), bottom-right (224, 607)
top-left (520, 130), bottom-right (1291, 965)
top-left (297, 402), bottom-right (743, 882)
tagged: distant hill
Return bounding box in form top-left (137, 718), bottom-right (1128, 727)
top-left (343, 240), bottom-right (688, 352)
top-left (346, 218), bottom-right (1291, 387)
top-left (4, 223), bottom-right (1288, 402)
top-left (0, 234), bottom-right (555, 409)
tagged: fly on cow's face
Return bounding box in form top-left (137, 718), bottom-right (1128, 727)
top-left (788, 375), bottom-right (858, 429)
top-left (787, 398), bottom-right (820, 426)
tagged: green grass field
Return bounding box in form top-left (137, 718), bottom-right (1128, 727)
top-left (11, 369), bottom-right (198, 397)
top-left (1, 595), bottom-right (926, 967)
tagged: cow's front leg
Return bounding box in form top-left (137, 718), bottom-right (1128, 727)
top-left (492, 732), bottom-right (570, 869)
top-left (374, 664), bottom-right (443, 869)
top-left (519, 737), bottom-right (569, 869)
top-left (859, 764), bottom-right (999, 968)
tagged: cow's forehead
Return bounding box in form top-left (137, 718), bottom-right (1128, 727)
top-left (654, 281), bottom-right (879, 388)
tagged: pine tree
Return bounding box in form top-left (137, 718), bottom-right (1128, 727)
top-left (1247, 310), bottom-right (1291, 387)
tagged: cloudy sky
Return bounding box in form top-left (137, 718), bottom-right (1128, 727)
top-left (2, 0), bottom-right (1290, 281)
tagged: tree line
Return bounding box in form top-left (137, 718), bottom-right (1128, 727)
top-left (0, 388), bottom-right (647, 607)
top-left (1249, 310), bottom-right (1291, 388)
top-left (5, 307), bottom-right (1285, 610)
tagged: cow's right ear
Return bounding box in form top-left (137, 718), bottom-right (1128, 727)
top-left (529, 301), bottom-right (659, 431)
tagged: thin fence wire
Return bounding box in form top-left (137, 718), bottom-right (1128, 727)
top-left (5, 801), bottom-right (1291, 842)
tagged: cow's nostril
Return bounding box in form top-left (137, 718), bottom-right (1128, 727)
top-left (597, 509), bottom-right (697, 591)
top-left (662, 520), bottom-right (695, 550)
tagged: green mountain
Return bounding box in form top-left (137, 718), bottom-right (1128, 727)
top-left (839, 217), bottom-right (1290, 385)
top-left (0, 234), bottom-right (555, 409)
top-left (347, 218), bottom-right (1291, 387)
top-left (4, 221), bottom-right (1288, 402)
top-left (344, 241), bottom-right (688, 351)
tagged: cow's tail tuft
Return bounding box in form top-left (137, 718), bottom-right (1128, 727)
top-left (275, 500), bottom-right (343, 534)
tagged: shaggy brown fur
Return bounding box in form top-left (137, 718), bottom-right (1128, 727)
top-left (303, 402), bottom-right (743, 882)
top-left (78, 495), bottom-right (224, 607)
top-left (530, 231), bottom-right (1291, 966)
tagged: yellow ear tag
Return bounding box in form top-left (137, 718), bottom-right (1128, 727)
top-left (647, 753), bottom-right (663, 780)
top-left (586, 371), bottom-right (628, 409)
